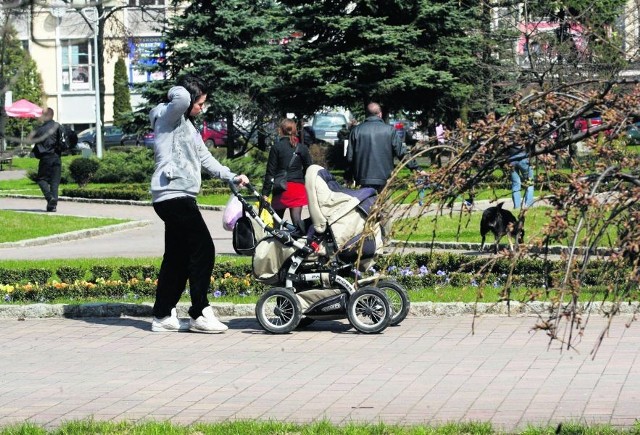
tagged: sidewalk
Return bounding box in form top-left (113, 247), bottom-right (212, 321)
top-left (1, 185), bottom-right (638, 431)
top-left (0, 315), bottom-right (638, 431)
top-left (0, 196), bottom-right (234, 259)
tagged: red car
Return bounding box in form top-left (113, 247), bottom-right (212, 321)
top-left (574, 112), bottom-right (603, 133)
top-left (201, 121), bottom-right (227, 147)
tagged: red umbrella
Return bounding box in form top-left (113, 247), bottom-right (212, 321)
top-left (5, 99), bottom-right (43, 118)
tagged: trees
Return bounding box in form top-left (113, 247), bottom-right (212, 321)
top-left (152, 0), bottom-right (286, 119)
top-left (273, 0), bottom-right (481, 123)
top-left (112, 57), bottom-right (132, 128)
top-left (0, 19), bottom-right (44, 150)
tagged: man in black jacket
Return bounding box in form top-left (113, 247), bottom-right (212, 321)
top-left (347, 102), bottom-right (422, 192)
top-left (30, 108), bottom-right (66, 212)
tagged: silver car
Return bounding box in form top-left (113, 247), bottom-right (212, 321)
top-left (312, 112), bottom-right (349, 144)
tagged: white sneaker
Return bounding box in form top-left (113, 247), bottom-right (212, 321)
top-left (151, 308), bottom-right (190, 332)
top-left (189, 306), bottom-right (228, 334)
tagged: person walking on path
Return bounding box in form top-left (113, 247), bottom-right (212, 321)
top-left (29, 107), bottom-right (67, 212)
top-left (507, 143), bottom-right (534, 208)
top-left (347, 102), bottom-right (424, 193)
top-left (261, 118), bottom-right (312, 230)
top-left (149, 75), bottom-right (249, 334)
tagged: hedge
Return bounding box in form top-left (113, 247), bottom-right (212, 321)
top-left (0, 254), bottom-right (622, 303)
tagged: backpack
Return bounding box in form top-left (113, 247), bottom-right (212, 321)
top-left (64, 126), bottom-right (78, 149)
top-left (232, 215), bottom-right (257, 256)
top-left (55, 125), bottom-right (78, 153)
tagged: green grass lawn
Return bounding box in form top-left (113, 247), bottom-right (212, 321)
top-left (393, 207), bottom-right (551, 243)
top-left (393, 206), bottom-right (617, 246)
top-left (0, 210), bottom-right (129, 243)
top-left (0, 418), bottom-right (635, 434)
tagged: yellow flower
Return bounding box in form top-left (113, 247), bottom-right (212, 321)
top-left (224, 272), bottom-right (232, 279)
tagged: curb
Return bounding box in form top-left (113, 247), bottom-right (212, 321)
top-left (3, 194), bottom-right (226, 211)
top-left (389, 240), bottom-right (613, 256)
top-left (1, 300), bottom-right (638, 319)
top-left (0, 220), bottom-right (152, 248)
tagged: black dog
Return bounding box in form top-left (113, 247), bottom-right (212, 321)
top-left (480, 202), bottom-right (524, 253)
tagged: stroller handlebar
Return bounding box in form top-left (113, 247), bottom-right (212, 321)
top-left (227, 179), bottom-right (260, 197)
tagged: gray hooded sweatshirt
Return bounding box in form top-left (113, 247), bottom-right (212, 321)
top-left (149, 86), bottom-right (236, 203)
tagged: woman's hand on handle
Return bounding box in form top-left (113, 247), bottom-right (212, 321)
top-left (234, 174), bottom-right (250, 187)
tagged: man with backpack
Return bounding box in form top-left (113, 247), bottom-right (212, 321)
top-left (30, 107), bottom-right (68, 212)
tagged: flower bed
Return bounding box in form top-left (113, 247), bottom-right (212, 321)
top-left (0, 253), bottom-right (619, 303)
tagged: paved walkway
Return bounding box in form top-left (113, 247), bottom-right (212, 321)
top-left (0, 315), bottom-right (638, 432)
top-left (1, 174), bottom-right (638, 431)
top-left (0, 196), bottom-right (231, 259)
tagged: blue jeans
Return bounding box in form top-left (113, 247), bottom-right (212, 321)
top-left (510, 155), bottom-right (534, 208)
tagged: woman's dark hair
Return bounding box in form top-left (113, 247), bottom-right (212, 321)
top-left (177, 75), bottom-right (207, 118)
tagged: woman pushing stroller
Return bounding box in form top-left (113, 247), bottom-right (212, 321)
top-left (149, 75), bottom-right (249, 334)
top-left (261, 118), bottom-right (313, 230)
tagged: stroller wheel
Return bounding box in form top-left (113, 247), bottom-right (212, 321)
top-left (377, 280), bottom-right (410, 326)
top-left (347, 287), bottom-right (391, 333)
top-left (255, 288), bottom-right (301, 334)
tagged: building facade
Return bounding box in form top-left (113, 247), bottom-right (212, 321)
top-left (8, 0), bottom-right (171, 133)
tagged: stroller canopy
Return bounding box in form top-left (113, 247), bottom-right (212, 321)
top-left (305, 165), bottom-right (377, 234)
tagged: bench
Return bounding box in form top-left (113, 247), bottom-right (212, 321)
top-left (0, 156), bottom-right (13, 171)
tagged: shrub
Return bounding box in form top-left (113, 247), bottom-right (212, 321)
top-left (90, 265), bottom-right (114, 281)
top-left (117, 265), bottom-right (142, 281)
top-left (0, 268), bottom-right (22, 285)
top-left (62, 186), bottom-right (148, 201)
top-left (141, 265), bottom-right (159, 280)
top-left (69, 157), bottom-right (100, 187)
top-left (92, 148), bottom-right (154, 183)
top-left (25, 268), bottom-right (52, 284)
top-left (56, 266), bottom-right (85, 283)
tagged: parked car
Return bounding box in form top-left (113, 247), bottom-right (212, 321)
top-left (142, 131), bottom-right (155, 148)
top-left (76, 125), bottom-right (138, 150)
top-left (312, 112), bottom-right (350, 144)
top-left (201, 120), bottom-right (227, 147)
top-left (627, 121), bottom-right (640, 145)
top-left (574, 111), bottom-right (603, 134)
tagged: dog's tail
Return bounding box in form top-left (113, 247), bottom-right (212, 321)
top-left (496, 202), bottom-right (504, 210)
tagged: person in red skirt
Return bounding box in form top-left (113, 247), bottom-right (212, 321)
top-left (262, 118), bottom-right (313, 229)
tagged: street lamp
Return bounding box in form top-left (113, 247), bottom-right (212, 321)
top-left (49, 3), bottom-right (103, 159)
top-left (80, 7), bottom-right (103, 159)
top-left (50, 1), bottom-right (66, 127)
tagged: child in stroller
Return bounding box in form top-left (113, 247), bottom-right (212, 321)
top-left (228, 165), bottom-right (410, 334)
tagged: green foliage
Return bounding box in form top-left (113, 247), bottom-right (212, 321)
top-left (24, 268), bottom-right (52, 284)
top-left (112, 57), bottom-right (132, 128)
top-left (90, 265), bottom-right (114, 281)
top-left (69, 158), bottom-right (100, 187)
top-left (0, 24), bottom-right (45, 148)
top-left (92, 148), bottom-right (154, 183)
top-left (216, 147), bottom-right (269, 181)
top-left (56, 266), bottom-right (85, 283)
top-left (117, 265), bottom-right (143, 281)
top-left (62, 186), bottom-right (149, 201)
top-left (154, 0), bottom-right (286, 121)
top-left (0, 210), bottom-right (126, 243)
top-left (0, 268), bottom-right (21, 285)
top-left (0, 253), bottom-right (622, 304)
top-left (273, 0), bottom-right (481, 122)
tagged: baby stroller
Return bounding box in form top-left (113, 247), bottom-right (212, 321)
top-left (229, 165), bottom-right (410, 334)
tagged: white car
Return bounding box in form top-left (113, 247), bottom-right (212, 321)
top-left (311, 112), bottom-right (350, 144)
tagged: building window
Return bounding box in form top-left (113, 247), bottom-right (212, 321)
top-left (61, 40), bottom-right (93, 92)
